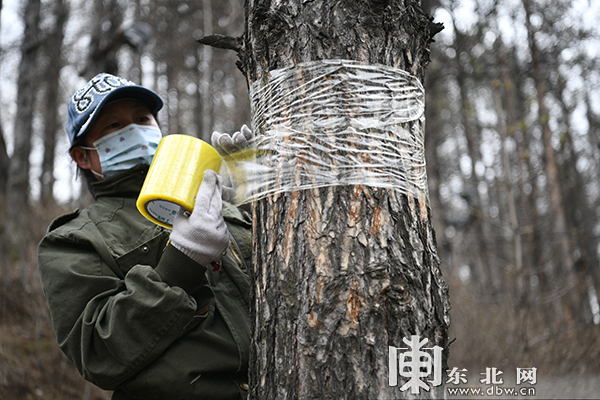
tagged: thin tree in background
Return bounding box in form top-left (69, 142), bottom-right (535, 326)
top-left (194, 0), bottom-right (249, 141)
top-left (423, 58), bottom-right (448, 262)
top-left (553, 67), bottom-right (600, 324)
top-left (523, 0), bottom-right (580, 321)
top-left (0, 119), bottom-right (7, 200)
top-left (0, 0), bottom-right (7, 195)
top-left (81, 0), bottom-right (125, 79)
top-left (2, 0), bottom-right (41, 263)
top-left (503, 38), bottom-right (546, 300)
top-left (39, 0), bottom-right (69, 206)
top-left (452, 15), bottom-right (491, 293)
top-left (200, 0), bottom-right (213, 140)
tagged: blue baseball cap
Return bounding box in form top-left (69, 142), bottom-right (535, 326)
top-left (67, 73), bottom-right (163, 145)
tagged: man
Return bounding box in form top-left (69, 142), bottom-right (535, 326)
top-left (38, 73), bottom-right (252, 399)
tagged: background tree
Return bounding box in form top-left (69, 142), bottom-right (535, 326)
top-left (0, 0), bottom-right (6, 194)
top-left (0, 0), bottom-right (7, 194)
top-left (2, 0), bottom-right (41, 264)
top-left (39, 0), bottom-right (69, 206)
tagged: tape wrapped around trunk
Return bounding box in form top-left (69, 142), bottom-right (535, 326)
top-left (223, 59), bottom-right (427, 204)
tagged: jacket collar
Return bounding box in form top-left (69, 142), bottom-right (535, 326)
top-left (91, 164), bottom-right (149, 199)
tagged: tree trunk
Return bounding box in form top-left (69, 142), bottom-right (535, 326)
top-left (0, 0), bottom-right (7, 197)
top-left (452, 21), bottom-right (491, 294)
top-left (0, 115), bottom-right (8, 198)
top-left (200, 0), bottom-right (214, 140)
top-left (498, 42), bottom-right (535, 293)
top-left (40, 0), bottom-right (69, 206)
top-left (523, 0), bottom-right (578, 321)
top-left (423, 64), bottom-right (448, 265)
top-left (2, 0), bottom-right (41, 263)
top-left (506, 42), bottom-right (545, 298)
top-left (238, 1), bottom-right (450, 398)
top-left (491, 78), bottom-right (523, 292)
top-left (554, 75), bottom-right (600, 325)
top-left (81, 0), bottom-right (126, 79)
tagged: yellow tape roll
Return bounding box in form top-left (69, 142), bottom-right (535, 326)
top-left (137, 134), bottom-right (222, 228)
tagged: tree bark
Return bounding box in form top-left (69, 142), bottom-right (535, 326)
top-left (237, 1), bottom-right (450, 398)
top-left (2, 0), bottom-right (41, 263)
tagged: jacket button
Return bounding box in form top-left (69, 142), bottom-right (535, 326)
top-left (240, 383), bottom-right (249, 391)
top-left (142, 246), bottom-right (149, 252)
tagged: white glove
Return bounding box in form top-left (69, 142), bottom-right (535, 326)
top-left (211, 124), bottom-right (253, 156)
top-left (169, 170), bottom-right (229, 266)
top-left (211, 124), bottom-right (253, 203)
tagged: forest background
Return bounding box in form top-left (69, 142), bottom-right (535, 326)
top-left (0, 0), bottom-right (599, 399)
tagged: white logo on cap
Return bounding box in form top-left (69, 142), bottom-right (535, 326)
top-left (71, 74), bottom-right (135, 114)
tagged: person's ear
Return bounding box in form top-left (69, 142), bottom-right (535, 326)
top-left (71, 147), bottom-right (92, 170)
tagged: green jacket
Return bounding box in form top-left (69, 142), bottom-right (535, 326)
top-left (38, 165), bottom-right (252, 400)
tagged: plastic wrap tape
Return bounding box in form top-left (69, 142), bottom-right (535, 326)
top-left (231, 59), bottom-right (427, 203)
top-left (137, 134), bottom-right (222, 228)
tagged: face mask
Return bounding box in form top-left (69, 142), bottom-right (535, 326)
top-left (84, 124), bottom-right (162, 179)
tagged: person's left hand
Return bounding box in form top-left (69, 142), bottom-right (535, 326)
top-left (211, 124), bottom-right (254, 203)
top-left (211, 124), bottom-right (253, 156)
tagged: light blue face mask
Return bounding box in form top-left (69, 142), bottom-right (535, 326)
top-left (84, 124), bottom-right (162, 179)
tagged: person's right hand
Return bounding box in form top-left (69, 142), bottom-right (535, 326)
top-left (169, 170), bottom-right (229, 266)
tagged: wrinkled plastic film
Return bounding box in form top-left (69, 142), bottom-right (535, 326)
top-left (226, 59), bottom-right (427, 203)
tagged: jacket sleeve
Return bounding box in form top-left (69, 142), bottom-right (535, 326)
top-left (37, 227), bottom-right (209, 390)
